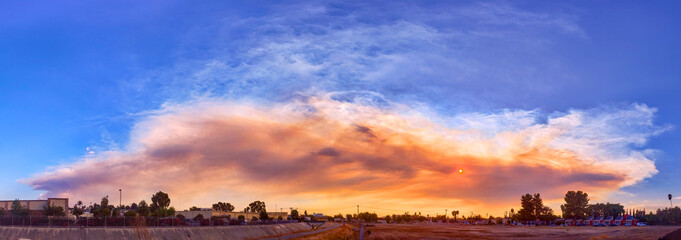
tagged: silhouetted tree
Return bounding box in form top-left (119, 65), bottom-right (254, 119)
top-left (561, 191), bottom-right (589, 219)
top-left (71, 201), bottom-right (85, 217)
top-left (248, 201), bottom-right (266, 213)
top-left (212, 202), bottom-right (235, 212)
top-left (97, 197), bottom-right (112, 217)
top-left (259, 210), bottom-right (269, 220)
top-left (137, 200), bottom-right (150, 216)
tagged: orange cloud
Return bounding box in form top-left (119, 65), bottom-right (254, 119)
top-left (22, 94), bottom-right (663, 215)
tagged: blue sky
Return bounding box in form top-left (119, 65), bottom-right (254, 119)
top-left (1, 1), bottom-right (681, 213)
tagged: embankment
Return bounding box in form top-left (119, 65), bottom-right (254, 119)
top-left (0, 222), bottom-right (313, 240)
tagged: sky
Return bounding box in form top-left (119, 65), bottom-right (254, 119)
top-left (1, 0), bottom-right (680, 217)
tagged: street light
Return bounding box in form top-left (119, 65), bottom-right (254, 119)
top-left (119, 189), bottom-right (122, 208)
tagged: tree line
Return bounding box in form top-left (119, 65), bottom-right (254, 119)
top-left (69, 191), bottom-right (176, 218)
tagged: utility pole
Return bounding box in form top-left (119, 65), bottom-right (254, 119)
top-left (119, 189), bottom-right (122, 207)
top-left (445, 209), bottom-right (447, 221)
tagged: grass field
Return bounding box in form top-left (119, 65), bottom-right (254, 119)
top-left (296, 224), bottom-right (680, 240)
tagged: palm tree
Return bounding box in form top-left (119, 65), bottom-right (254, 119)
top-left (669, 194), bottom-right (673, 208)
top-left (451, 210), bottom-right (459, 221)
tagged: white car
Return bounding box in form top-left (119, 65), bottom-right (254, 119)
top-left (636, 222), bottom-right (647, 226)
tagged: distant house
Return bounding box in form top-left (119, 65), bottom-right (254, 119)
top-left (575, 219), bottom-right (583, 226)
top-left (564, 219), bottom-right (573, 226)
top-left (594, 216), bottom-right (604, 226)
top-left (625, 215), bottom-right (637, 226)
top-left (585, 216), bottom-right (594, 226)
top-left (614, 216), bottom-right (624, 226)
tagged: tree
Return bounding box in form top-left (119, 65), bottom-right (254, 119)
top-left (532, 193), bottom-right (545, 219)
top-left (124, 210), bottom-right (138, 217)
top-left (190, 206), bottom-right (201, 211)
top-left (151, 191), bottom-right (173, 217)
top-left (357, 212), bottom-right (378, 222)
top-left (518, 194), bottom-right (535, 221)
top-left (43, 204), bottom-right (66, 216)
top-left (137, 200), bottom-right (150, 216)
top-left (212, 202), bottom-right (235, 212)
top-left (238, 215), bottom-right (245, 222)
top-left (291, 209), bottom-right (299, 220)
top-left (193, 214), bottom-right (204, 221)
top-left (248, 201), bottom-right (266, 213)
top-left (168, 206), bottom-right (176, 217)
top-left (561, 191), bottom-right (589, 219)
top-left (252, 216), bottom-right (258, 222)
top-left (452, 210), bottom-right (459, 221)
top-left (151, 191), bottom-right (171, 209)
top-left (259, 210), bottom-right (269, 220)
top-left (72, 201), bottom-right (85, 217)
top-left (518, 193), bottom-right (551, 222)
top-left (587, 202), bottom-right (624, 217)
top-left (11, 199), bottom-right (29, 216)
top-left (95, 197), bottom-right (112, 217)
top-left (130, 202), bottom-right (138, 210)
top-left (385, 215), bottom-right (391, 223)
top-left (0, 207), bottom-right (4, 217)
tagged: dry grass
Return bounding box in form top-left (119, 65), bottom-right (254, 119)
top-left (295, 224), bottom-right (356, 240)
top-left (298, 224), bottom-right (679, 240)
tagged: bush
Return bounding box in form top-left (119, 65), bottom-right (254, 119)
top-left (200, 219), bottom-right (211, 226)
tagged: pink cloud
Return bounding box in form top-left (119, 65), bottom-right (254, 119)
top-left (21, 94), bottom-right (663, 215)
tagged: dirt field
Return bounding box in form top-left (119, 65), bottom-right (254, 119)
top-left (298, 224), bottom-right (680, 240)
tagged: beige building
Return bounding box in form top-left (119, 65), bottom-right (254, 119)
top-left (175, 210), bottom-right (288, 222)
top-left (1, 198), bottom-right (69, 216)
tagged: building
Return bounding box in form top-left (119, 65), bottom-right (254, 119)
top-left (1, 198), bottom-right (69, 216)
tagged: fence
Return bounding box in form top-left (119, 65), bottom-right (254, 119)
top-left (0, 216), bottom-right (299, 228)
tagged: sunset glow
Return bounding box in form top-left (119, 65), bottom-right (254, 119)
top-left (2, 1), bottom-right (679, 219)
